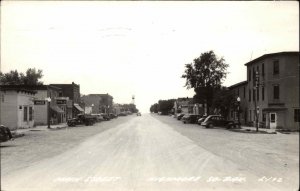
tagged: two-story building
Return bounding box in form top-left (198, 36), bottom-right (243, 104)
top-left (244, 51), bottom-right (299, 130)
top-left (50, 82), bottom-right (83, 118)
top-left (228, 81), bottom-right (248, 124)
top-left (98, 94), bottom-right (114, 114)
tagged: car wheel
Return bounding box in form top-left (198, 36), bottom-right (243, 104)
top-left (208, 123), bottom-right (214, 128)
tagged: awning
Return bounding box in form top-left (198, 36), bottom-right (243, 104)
top-left (50, 105), bottom-right (64, 113)
top-left (73, 104), bottom-right (84, 112)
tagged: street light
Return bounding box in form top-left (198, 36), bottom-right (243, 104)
top-left (237, 97), bottom-right (241, 128)
top-left (45, 97), bottom-right (51, 129)
top-left (91, 104), bottom-right (94, 114)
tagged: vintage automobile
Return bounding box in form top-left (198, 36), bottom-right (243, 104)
top-left (0, 125), bottom-right (13, 142)
top-left (100, 113), bottom-right (111, 121)
top-left (67, 114), bottom-right (96, 127)
top-left (182, 114), bottom-right (201, 124)
top-left (176, 113), bottom-right (185, 120)
top-left (136, 112), bottom-right (141, 116)
top-left (201, 115), bottom-right (237, 128)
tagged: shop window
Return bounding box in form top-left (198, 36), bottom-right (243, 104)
top-left (29, 107), bottom-right (33, 121)
top-left (24, 106), bottom-right (28, 121)
top-left (253, 89), bottom-right (255, 101)
top-left (295, 109), bottom-right (300, 122)
top-left (273, 60), bottom-right (279, 75)
top-left (262, 87), bottom-right (264, 101)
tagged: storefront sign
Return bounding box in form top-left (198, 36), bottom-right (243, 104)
top-left (56, 100), bottom-right (67, 105)
top-left (34, 100), bottom-right (46, 105)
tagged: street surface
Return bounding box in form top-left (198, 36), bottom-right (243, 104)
top-left (1, 114), bottom-right (299, 191)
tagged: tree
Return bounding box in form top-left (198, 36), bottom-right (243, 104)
top-left (182, 50), bottom-right (228, 114)
top-left (21, 68), bottom-right (44, 85)
top-left (0, 68), bottom-right (44, 85)
top-left (158, 99), bottom-right (175, 115)
top-left (0, 70), bottom-right (22, 85)
top-left (150, 103), bottom-right (158, 113)
top-left (211, 87), bottom-right (235, 118)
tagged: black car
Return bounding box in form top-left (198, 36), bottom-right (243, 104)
top-left (176, 113), bottom-right (185, 120)
top-left (197, 115), bottom-right (208, 125)
top-left (201, 115), bottom-right (236, 128)
top-left (182, 114), bottom-right (201, 124)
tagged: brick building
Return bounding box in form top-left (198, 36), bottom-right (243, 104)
top-left (50, 82), bottom-right (83, 118)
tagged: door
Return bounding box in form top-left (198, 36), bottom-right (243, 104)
top-left (269, 113), bottom-right (277, 129)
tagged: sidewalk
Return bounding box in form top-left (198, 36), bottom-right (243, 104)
top-left (240, 125), bottom-right (277, 133)
top-left (12, 123), bottom-right (68, 134)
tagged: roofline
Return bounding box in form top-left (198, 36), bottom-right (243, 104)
top-left (0, 84), bottom-right (61, 91)
top-left (228, 81), bottom-right (248, 89)
top-left (244, 51), bottom-right (299, 66)
top-left (0, 86), bottom-right (37, 94)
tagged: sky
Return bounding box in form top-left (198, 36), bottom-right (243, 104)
top-left (1, 1), bottom-right (299, 113)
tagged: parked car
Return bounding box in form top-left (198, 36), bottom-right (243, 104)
top-left (0, 125), bottom-right (13, 142)
top-left (182, 114), bottom-right (201, 124)
top-left (197, 115), bottom-right (208, 125)
top-left (118, 112), bottom-right (127, 116)
top-left (109, 113), bottom-right (118, 119)
top-left (67, 114), bottom-right (96, 127)
top-left (91, 114), bottom-right (104, 122)
top-left (100, 113), bottom-right (110, 121)
top-left (201, 115), bottom-right (236, 128)
top-left (137, 112), bottom-right (141, 116)
top-left (176, 113), bottom-right (185, 120)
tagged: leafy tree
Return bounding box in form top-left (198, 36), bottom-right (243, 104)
top-left (150, 103), bottom-right (158, 113)
top-left (158, 99), bottom-right (175, 115)
top-left (0, 70), bottom-right (22, 85)
top-left (182, 51), bottom-right (228, 114)
top-left (0, 68), bottom-right (43, 85)
top-left (21, 68), bottom-right (44, 85)
top-left (211, 87), bottom-right (235, 118)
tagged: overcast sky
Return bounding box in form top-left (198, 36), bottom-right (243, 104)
top-left (1, 1), bottom-right (299, 113)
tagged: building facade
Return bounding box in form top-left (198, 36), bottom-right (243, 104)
top-left (244, 52), bottom-right (299, 130)
top-left (173, 97), bottom-right (194, 115)
top-left (81, 94), bottom-right (103, 114)
top-left (50, 82), bottom-right (83, 118)
top-left (98, 94), bottom-right (114, 114)
top-left (228, 81), bottom-right (248, 124)
top-left (0, 86), bottom-right (36, 130)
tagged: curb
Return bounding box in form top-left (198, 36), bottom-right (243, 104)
top-left (229, 128), bottom-right (277, 134)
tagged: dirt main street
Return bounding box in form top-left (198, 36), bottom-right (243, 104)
top-left (1, 114), bottom-right (299, 191)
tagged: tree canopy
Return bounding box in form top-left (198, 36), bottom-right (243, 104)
top-left (182, 50), bottom-right (228, 114)
top-left (0, 68), bottom-right (44, 85)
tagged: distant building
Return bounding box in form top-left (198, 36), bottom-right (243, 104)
top-left (173, 97), bottom-right (194, 115)
top-left (98, 94), bottom-right (114, 114)
top-left (50, 82), bottom-right (83, 118)
top-left (81, 94), bottom-right (103, 114)
top-left (228, 81), bottom-right (248, 124)
top-left (0, 86), bottom-right (36, 130)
